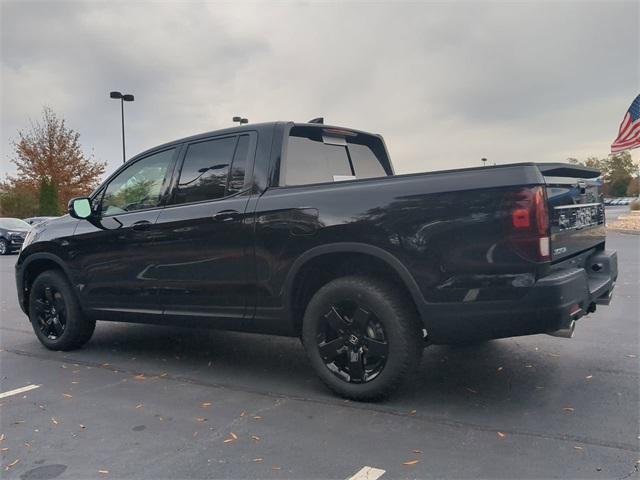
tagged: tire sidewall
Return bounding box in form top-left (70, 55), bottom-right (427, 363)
top-left (0, 239), bottom-right (9, 255)
top-left (29, 270), bottom-right (88, 350)
top-left (302, 276), bottom-right (420, 400)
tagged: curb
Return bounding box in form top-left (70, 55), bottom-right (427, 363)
top-left (607, 228), bottom-right (640, 235)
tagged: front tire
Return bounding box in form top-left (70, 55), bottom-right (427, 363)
top-left (29, 270), bottom-right (96, 351)
top-left (302, 276), bottom-right (423, 401)
top-left (0, 239), bottom-right (9, 255)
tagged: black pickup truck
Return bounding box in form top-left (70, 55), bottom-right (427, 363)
top-left (16, 120), bottom-right (617, 400)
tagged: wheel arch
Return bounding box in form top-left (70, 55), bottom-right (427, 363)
top-left (19, 253), bottom-right (75, 314)
top-left (284, 243), bottom-right (428, 335)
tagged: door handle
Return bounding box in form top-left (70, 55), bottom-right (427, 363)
top-left (132, 220), bottom-right (152, 231)
top-left (212, 210), bottom-right (240, 222)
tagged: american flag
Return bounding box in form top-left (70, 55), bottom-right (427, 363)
top-left (611, 94), bottom-right (640, 153)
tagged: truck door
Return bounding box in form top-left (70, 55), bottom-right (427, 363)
top-left (151, 133), bottom-right (257, 325)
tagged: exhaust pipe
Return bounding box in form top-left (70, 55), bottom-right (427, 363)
top-left (547, 320), bottom-right (576, 338)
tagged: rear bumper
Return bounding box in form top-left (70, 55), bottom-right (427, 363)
top-left (424, 250), bottom-right (618, 344)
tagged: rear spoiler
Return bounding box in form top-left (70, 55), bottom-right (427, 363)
top-left (536, 163), bottom-right (600, 179)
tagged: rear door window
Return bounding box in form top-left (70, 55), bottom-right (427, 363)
top-left (173, 136), bottom-right (238, 204)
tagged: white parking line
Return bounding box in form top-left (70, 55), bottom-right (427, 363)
top-left (346, 466), bottom-right (386, 480)
top-left (0, 384), bottom-right (40, 399)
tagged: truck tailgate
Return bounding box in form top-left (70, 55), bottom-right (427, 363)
top-left (539, 163), bottom-right (606, 261)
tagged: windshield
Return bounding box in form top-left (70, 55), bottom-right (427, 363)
top-left (0, 218), bottom-right (31, 230)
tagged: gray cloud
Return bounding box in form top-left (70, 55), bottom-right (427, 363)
top-left (1, 0), bottom-right (638, 179)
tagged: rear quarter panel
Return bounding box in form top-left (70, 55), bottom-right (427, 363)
top-left (253, 164), bottom-right (547, 321)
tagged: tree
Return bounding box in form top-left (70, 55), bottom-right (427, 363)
top-left (568, 151), bottom-right (639, 197)
top-left (5, 106), bottom-right (106, 212)
top-left (0, 182), bottom-right (38, 218)
top-left (38, 178), bottom-right (60, 216)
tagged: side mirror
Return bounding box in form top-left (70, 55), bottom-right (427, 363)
top-left (68, 197), bottom-right (93, 219)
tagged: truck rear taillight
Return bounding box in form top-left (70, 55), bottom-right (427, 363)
top-left (505, 186), bottom-right (550, 262)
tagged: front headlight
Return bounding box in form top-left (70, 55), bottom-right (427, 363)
top-left (21, 230), bottom-right (35, 251)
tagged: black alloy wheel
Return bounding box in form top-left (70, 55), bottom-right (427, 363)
top-left (0, 238), bottom-right (9, 255)
top-left (317, 301), bottom-right (389, 384)
top-left (302, 276), bottom-right (423, 401)
top-left (29, 270), bottom-right (96, 351)
top-left (32, 284), bottom-right (67, 340)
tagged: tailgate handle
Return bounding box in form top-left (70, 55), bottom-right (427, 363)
top-left (212, 210), bottom-right (240, 222)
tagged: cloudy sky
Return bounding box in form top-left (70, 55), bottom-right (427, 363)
top-left (1, 0), bottom-right (638, 179)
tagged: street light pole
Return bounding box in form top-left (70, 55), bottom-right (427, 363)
top-left (110, 91), bottom-right (135, 163)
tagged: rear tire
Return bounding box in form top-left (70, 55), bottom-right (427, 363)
top-left (29, 270), bottom-right (96, 351)
top-left (302, 276), bottom-right (423, 401)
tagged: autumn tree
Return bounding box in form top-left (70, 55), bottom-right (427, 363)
top-left (5, 106), bottom-right (106, 213)
top-left (0, 182), bottom-right (38, 218)
top-left (568, 152), bottom-right (639, 197)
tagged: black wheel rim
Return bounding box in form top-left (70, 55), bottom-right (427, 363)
top-left (33, 284), bottom-right (67, 340)
top-left (316, 300), bottom-right (388, 384)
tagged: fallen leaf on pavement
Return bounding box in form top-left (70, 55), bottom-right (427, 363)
top-left (196, 417), bottom-right (207, 423)
top-left (412, 450), bottom-right (422, 454)
top-left (240, 411), bottom-right (246, 417)
top-left (253, 416), bottom-right (262, 420)
top-left (497, 432), bottom-right (507, 438)
top-left (201, 402), bottom-right (212, 408)
top-left (625, 354), bottom-right (637, 358)
top-left (403, 460), bottom-right (419, 465)
top-left (79, 424), bottom-right (86, 429)
top-left (135, 404), bottom-right (143, 409)
top-left (251, 435), bottom-right (261, 441)
top-left (574, 446), bottom-right (583, 450)
top-left (63, 394), bottom-right (72, 399)
top-left (230, 432), bottom-right (238, 440)
top-left (253, 458), bottom-right (263, 462)
top-left (5, 458), bottom-right (19, 469)
top-left (1, 448), bottom-right (7, 452)
top-left (51, 418), bottom-right (58, 425)
top-left (223, 438), bottom-right (235, 444)
top-left (563, 407), bottom-right (575, 413)
top-left (466, 387), bottom-right (478, 394)
top-left (98, 469), bottom-right (109, 474)
top-left (497, 366), bottom-right (503, 371)
top-left (585, 375), bottom-right (593, 380)
top-left (272, 466), bottom-right (281, 470)
top-left (409, 410), bottom-right (417, 415)
top-left (133, 374), bottom-right (146, 381)
top-left (0, 434), bottom-right (4, 442)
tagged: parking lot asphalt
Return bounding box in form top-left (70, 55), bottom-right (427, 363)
top-left (0, 232), bottom-right (638, 479)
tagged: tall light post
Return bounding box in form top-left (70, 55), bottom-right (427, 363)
top-left (110, 91), bottom-right (134, 163)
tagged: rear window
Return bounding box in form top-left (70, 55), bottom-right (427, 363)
top-left (281, 126), bottom-right (392, 186)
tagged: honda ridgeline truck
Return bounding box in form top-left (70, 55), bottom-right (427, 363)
top-left (16, 120), bottom-right (618, 400)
